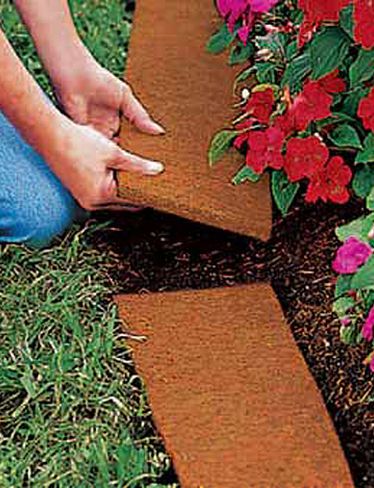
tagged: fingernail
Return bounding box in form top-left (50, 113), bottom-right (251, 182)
top-left (146, 161), bottom-right (164, 174)
top-left (151, 121), bottom-right (166, 134)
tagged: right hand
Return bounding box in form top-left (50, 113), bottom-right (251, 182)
top-left (45, 115), bottom-right (164, 211)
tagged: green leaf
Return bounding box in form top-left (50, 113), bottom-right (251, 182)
top-left (271, 171), bottom-right (300, 217)
top-left (328, 123), bottom-right (363, 149)
top-left (255, 33), bottom-right (287, 54)
top-left (356, 133), bottom-right (374, 164)
top-left (336, 212), bottom-right (374, 243)
top-left (285, 40), bottom-right (298, 61)
top-left (229, 43), bottom-right (254, 65)
top-left (353, 165), bottom-right (374, 198)
top-left (281, 52), bottom-right (311, 93)
top-left (333, 296), bottom-right (356, 319)
top-left (367, 186), bottom-right (374, 211)
top-left (310, 27), bottom-right (351, 80)
top-left (339, 4), bottom-right (354, 39)
top-left (334, 274), bottom-right (353, 298)
top-left (256, 62), bottom-right (277, 84)
top-left (349, 48), bottom-right (374, 87)
top-left (340, 87), bottom-right (369, 117)
top-left (232, 165), bottom-right (261, 185)
top-left (206, 23), bottom-right (234, 54)
top-left (208, 130), bottom-right (237, 166)
top-left (317, 112), bottom-right (358, 128)
top-left (367, 290), bottom-right (374, 308)
top-left (235, 65), bottom-right (256, 84)
top-left (351, 255), bottom-right (374, 290)
top-left (340, 324), bottom-right (361, 345)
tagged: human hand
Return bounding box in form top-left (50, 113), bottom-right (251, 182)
top-left (44, 114), bottom-right (163, 211)
top-left (52, 58), bottom-right (164, 139)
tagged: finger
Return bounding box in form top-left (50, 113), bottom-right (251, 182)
top-left (92, 180), bottom-right (145, 211)
top-left (110, 148), bottom-right (164, 175)
top-left (121, 83), bottom-right (166, 135)
top-left (88, 122), bottom-right (115, 140)
top-left (94, 203), bottom-right (144, 212)
top-left (94, 187), bottom-right (145, 211)
top-left (87, 106), bottom-right (121, 139)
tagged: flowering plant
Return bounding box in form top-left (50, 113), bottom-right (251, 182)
top-left (332, 215), bottom-right (374, 371)
top-left (207, 0), bottom-right (374, 372)
top-left (207, 0), bottom-right (373, 217)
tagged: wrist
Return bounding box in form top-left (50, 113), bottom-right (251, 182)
top-left (34, 106), bottom-right (75, 164)
top-left (46, 42), bottom-right (96, 90)
top-left (14, 0), bottom-right (95, 91)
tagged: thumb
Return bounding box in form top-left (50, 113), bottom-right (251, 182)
top-left (110, 148), bottom-right (164, 176)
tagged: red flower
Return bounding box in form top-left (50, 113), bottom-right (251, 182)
top-left (354, 0), bottom-right (374, 50)
top-left (298, 18), bottom-right (317, 48)
top-left (233, 119), bottom-right (256, 149)
top-left (306, 156), bottom-right (352, 203)
top-left (298, 0), bottom-right (351, 23)
top-left (297, 0), bottom-right (351, 47)
top-left (291, 81), bottom-right (333, 131)
top-left (272, 109), bottom-right (300, 136)
top-left (272, 77), bottom-right (337, 136)
top-left (358, 88), bottom-right (374, 132)
top-left (284, 136), bottom-right (329, 182)
top-left (245, 88), bottom-right (274, 124)
top-left (246, 127), bottom-right (285, 174)
top-left (317, 70), bottom-right (346, 94)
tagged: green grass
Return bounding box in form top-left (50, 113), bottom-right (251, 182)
top-left (1, 0), bottom-right (133, 95)
top-left (0, 2), bottom-right (174, 486)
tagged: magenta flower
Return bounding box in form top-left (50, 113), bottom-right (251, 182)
top-left (217, 0), bottom-right (279, 42)
top-left (340, 317), bottom-right (351, 327)
top-left (362, 307), bottom-right (374, 342)
top-left (332, 236), bottom-right (372, 275)
top-left (249, 0), bottom-right (279, 12)
top-left (217, 0), bottom-right (247, 31)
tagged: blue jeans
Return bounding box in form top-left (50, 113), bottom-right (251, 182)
top-left (0, 110), bottom-right (86, 248)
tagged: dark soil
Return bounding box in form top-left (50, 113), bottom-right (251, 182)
top-left (93, 196), bottom-right (374, 488)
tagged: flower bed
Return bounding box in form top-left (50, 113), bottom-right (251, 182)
top-left (208, 0), bottom-right (374, 373)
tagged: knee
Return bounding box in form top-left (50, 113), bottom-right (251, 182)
top-left (2, 190), bottom-right (80, 249)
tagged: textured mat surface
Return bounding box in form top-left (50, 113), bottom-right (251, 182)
top-left (116, 285), bottom-right (354, 488)
top-left (118, 0), bottom-right (272, 240)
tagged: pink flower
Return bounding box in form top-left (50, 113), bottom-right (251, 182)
top-left (217, 0), bottom-right (279, 43)
top-left (249, 0), bottom-right (279, 12)
top-left (217, 0), bottom-right (248, 28)
top-left (341, 317), bottom-right (351, 327)
top-left (362, 307), bottom-right (374, 342)
top-left (332, 237), bottom-right (372, 274)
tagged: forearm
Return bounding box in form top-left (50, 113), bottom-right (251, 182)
top-left (13, 0), bottom-right (92, 85)
top-left (0, 28), bottom-right (65, 160)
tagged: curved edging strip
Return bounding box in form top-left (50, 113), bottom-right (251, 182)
top-left (117, 0), bottom-right (272, 241)
top-left (116, 285), bottom-right (354, 488)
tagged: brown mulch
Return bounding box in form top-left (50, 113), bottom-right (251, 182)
top-left (93, 196), bottom-right (374, 488)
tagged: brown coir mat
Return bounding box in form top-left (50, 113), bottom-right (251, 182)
top-left (116, 285), bottom-right (354, 488)
top-left (117, 0), bottom-right (272, 241)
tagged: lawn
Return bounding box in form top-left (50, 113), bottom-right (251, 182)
top-left (0, 1), bottom-right (174, 486)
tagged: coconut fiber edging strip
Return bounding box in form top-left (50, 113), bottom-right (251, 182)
top-left (116, 285), bottom-right (354, 488)
top-left (118, 0), bottom-right (272, 241)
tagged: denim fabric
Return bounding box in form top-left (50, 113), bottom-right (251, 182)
top-left (0, 110), bottom-right (86, 248)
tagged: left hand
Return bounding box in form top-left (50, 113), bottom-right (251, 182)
top-left (52, 58), bottom-right (165, 140)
